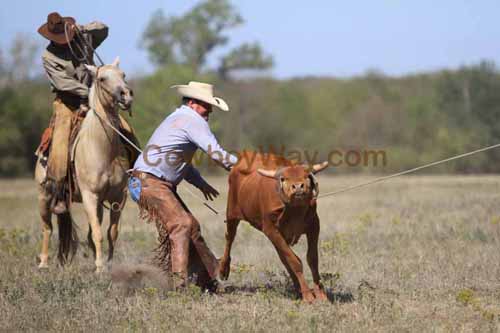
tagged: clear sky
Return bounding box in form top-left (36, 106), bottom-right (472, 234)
top-left (1, 0), bottom-right (500, 78)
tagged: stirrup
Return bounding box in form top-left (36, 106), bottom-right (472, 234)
top-left (52, 200), bottom-right (68, 215)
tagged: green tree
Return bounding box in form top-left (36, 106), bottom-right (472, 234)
top-left (141, 0), bottom-right (273, 78)
top-left (0, 34), bottom-right (50, 176)
top-left (218, 42), bottom-right (273, 79)
top-left (7, 33), bottom-right (39, 82)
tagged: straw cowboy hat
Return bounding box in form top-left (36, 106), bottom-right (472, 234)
top-left (38, 12), bottom-right (76, 45)
top-left (171, 81), bottom-right (229, 112)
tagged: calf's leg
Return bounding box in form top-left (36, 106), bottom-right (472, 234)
top-left (262, 220), bottom-right (315, 303)
top-left (219, 219), bottom-right (240, 280)
top-left (306, 212), bottom-right (327, 301)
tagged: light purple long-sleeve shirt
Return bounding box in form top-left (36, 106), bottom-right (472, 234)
top-left (133, 105), bottom-right (238, 188)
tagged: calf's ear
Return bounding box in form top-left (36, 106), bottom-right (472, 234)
top-left (257, 169), bottom-right (277, 178)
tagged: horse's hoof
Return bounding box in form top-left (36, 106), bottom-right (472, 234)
top-left (95, 266), bottom-right (105, 274)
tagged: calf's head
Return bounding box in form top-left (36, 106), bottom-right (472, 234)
top-left (257, 161), bottom-right (329, 206)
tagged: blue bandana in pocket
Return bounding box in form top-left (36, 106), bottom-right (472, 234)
top-left (128, 176), bottom-right (142, 203)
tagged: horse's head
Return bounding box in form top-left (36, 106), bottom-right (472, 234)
top-left (84, 57), bottom-right (133, 111)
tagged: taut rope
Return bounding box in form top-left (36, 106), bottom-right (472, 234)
top-left (318, 142), bottom-right (500, 199)
top-left (94, 105), bottom-right (500, 214)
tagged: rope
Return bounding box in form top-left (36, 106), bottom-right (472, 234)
top-left (92, 109), bottom-right (142, 153)
top-left (92, 105), bottom-right (500, 210)
top-left (66, 22), bottom-right (222, 215)
top-left (64, 22), bottom-right (89, 63)
top-left (179, 184), bottom-right (223, 215)
top-left (65, 23), bottom-right (222, 215)
top-left (64, 22), bottom-right (105, 66)
top-left (92, 109), bottom-right (223, 215)
top-left (318, 142), bottom-right (500, 199)
top-left (92, 102), bottom-right (500, 209)
top-left (72, 24), bottom-right (105, 66)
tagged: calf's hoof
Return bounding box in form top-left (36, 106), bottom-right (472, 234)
top-left (313, 287), bottom-right (328, 302)
top-left (218, 258), bottom-right (231, 280)
top-left (301, 289), bottom-right (316, 304)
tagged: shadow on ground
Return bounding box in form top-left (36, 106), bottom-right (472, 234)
top-left (219, 282), bottom-right (354, 304)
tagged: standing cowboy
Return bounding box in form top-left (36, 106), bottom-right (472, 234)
top-left (129, 81), bottom-right (238, 290)
top-left (37, 12), bottom-right (138, 214)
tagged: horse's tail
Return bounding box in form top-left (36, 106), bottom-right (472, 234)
top-left (57, 211), bottom-right (78, 265)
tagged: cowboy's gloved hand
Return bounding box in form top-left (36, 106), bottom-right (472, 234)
top-left (199, 182), bottom-right (219, 201)
top-left (73, 24), bottom-right (85, 32)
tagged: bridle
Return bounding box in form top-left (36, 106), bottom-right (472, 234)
top-left (93, 66), bottom-right (132, 115)
top-left (94, 67), bottom-right (115, 105)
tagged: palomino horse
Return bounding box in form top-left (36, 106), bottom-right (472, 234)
top-left (35, 57), bottom-right (134, 272)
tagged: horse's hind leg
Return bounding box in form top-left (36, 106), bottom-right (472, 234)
top-left (107, 196), bottom-right (125, 262)
top-left (38, 191), bottom-right (53, 268)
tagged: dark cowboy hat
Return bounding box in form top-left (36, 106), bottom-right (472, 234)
top-left (38, 12), bottom-right (76, 45)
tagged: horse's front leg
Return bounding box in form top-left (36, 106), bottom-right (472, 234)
top-left (87, 201), bottom-right (103, 259)
top-left (81, 190), bottom-right (105, 272)
top-left (107, 194), bottom-right (126, 262)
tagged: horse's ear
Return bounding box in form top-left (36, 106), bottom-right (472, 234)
top-left (112, 56), bottom-right (120, 68)
top-left (84, 64), bottom-right (97, 77)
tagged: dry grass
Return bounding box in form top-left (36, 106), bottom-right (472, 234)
top-left (0, 175), bottom-right (499, 332)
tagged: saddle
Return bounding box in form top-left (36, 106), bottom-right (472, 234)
top-left (36, 108), bottom-right (140, 205)
top-left (35, 108), bottom-right (86, 166)
top-left (68, 108), bottom-right (89, 203)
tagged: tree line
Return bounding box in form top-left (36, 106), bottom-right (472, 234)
top-left (1, 0), bottom-right (500, 176)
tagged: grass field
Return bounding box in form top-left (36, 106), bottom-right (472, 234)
top-left (0, 176), bottom-right (499, 332)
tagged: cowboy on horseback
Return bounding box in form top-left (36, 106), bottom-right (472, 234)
top-left (36, 12), bottom-right (138, 215)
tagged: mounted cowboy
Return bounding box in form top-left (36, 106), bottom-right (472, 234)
top-left (129, 81), bottom-right (238, 290)
top-left (36, 12), bottom-right (138, 214)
